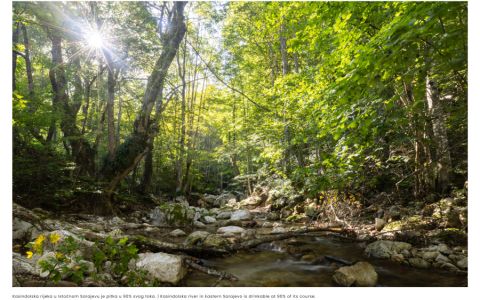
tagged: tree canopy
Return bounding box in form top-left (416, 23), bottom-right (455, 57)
top-left (12, 1), bottom-right (467, 209)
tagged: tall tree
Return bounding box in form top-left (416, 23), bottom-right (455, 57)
top-left (103, 1), bottom-right (188, 200)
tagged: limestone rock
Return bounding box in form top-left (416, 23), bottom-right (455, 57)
top-left (262, 222), bottom-right (273, 228)
top-left (216, 211), bottom-right (232, 220)
top-left (240, 229), bottom-right (256, 240)
top-left (203, 234), bottom-right (229, 248)
top-left (214, 193), bottom-right (237, 207)
top-left (169, 229), bottom-right (186, 237)
top-left (184, 231), bottom-right (210, 246)
top-left (203, 216), bottom-right (216, 224)
top-left (13, 218), bottom-right (40, 241)
top-left (365, 240), bottom-right (412, 259)
top-left (136, 252), bottom-right (187, 284)
top-left (375, 218), bottom-right (386, 231)
top-left (193, 220), bottom-right (206, 228)
top-left (408, 257), bottom-right (430, 269)
top-left (12, 253), bottom-right (37, 276)
top-left (217, 226), bottom-right (246, 236)
top-left (230, 209), bottom-right (252, 221)
top-left (332, 262), bottom-right (378, 287)
top-left (241, 195), bottom-right (263, 207)
top-left (421, 251), bottom-right (438, 261)
top-left (271, 227), bottom-right (287, 234)
top-left (456, 257), bottom-right (468, 270)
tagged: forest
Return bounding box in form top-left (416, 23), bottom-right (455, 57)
top-left (12, 1), bottom-right (468, 287)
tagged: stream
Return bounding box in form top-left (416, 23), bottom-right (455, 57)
top-left (184, 234), bottom-right (467, 287)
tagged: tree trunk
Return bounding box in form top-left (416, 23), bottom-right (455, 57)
top-left (104, 51), bottom-right (117, 159)
top-left (279, 20), bottom-right (289, 76)
top-left (176, 37), bottom-right (187, 194)
top-left (102, 2), bottom-right (187, 198)
top-left (21, 24), bottom-right (34, 98)
top-left (48, 32), bottom-right (95, 176)
top-left (13, 23), bottom-right (20, 91)
top-left (116, 82), bottom-right (123, 147)
top-left (426, 76), bottom-right (452, 193)
top-left (182, 52), bottom-right (200, 194)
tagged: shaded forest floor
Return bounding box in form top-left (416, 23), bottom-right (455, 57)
top-left (12, 168), bottom-right (468, 286)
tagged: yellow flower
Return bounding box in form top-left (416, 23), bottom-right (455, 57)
top-left (55, 252), bottom-right (64, 260)
top-left (33, 234), bottom-right (45, 252)
top-left (49, 233), bottom-right (61, 245)
top-left (26, 251), bottom-right (33, 259)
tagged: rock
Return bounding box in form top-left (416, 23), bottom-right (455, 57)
top-left (149, 207), bottom-right (166, 226)
top-left (421, 251), bottom-right (438, 261)
top-left (203, 216), bottom-right (216, 224)
top-left (202, 194), bottom-right (217, 205)
top-left (241, 195), bottom-right (263, 207)
top-left (435, 253), bottom-right (451, 264)
top-left (456, 257), bottom-right (468, 270)
top-left (391, 253), bottom-right (405, 263)
top-left (13, 218), bottom-right (39, 241)
top-left (230, 210), bottom-right (252, 221)
top-left (439, 262), bottom-right (460, 272)
top-left (446, 208), bottom-right (463, 228)
top-left (365, 240), bottom-right (412, 259)
top-left (437, 244), bottom-right (452, 255)
top-left (184, 231), bottom-right (210, 246)
top-left (400, 249), bottom-right (412, 258)
top-left (375, 218), bottom-right (386, 231)
top-left (214, 193), bottom-right (237, 207)
top-left (169, 229), bottom-right (187, 237)
top-left (216, 211), bottom-right (232, 220)
top-left (266, 212), bottom-right (280, 221)
top-left (387, 206), bottom-right (402, 221)
top-left (225, 198), bottom-right (237, 207)
top-left (262, 221), bottom-right (273, 228)
top-left (109, 216), bottom-right (125, 226)
top-left (136, 252), bottom-right (187, 284)
top-left (217, 226), bottom-right (245, 236)
top-left (241, 229), bottom-right (256, 240)
top-left (203, 234), bottom-right (229, 248)
top-left (271, 227), bottom-right (287, 234)
top-left (332, 262), bottom-right (378, 287)
top-left (149, 203), bottom-right (192, 226)
top-left (272, 222), bottom-right (283, 228)
top-left (13, 253), bottom-right (37, 276)
top-left (193, 220), bottom-right (206, 228)
top-left (408, 258), bottom-right (430, 269)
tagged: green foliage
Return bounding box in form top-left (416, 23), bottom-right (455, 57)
top-left (12, 1), bottom-right (466, 205)
top-left (92, 236), bottom-right (139, 277)
top-left (25, 233), bottom-right (141, 286)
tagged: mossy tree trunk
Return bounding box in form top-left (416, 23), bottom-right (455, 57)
top-left (102, 2), bottom-right (188, 201)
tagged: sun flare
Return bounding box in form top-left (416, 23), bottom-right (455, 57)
top-left (85, 30), bottom-right (104, 49)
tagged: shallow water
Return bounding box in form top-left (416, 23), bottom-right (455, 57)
top-left (184, 235), bottom-right (467, 287)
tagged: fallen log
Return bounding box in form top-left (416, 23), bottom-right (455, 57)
top-left (226, 225), bottom-right (347, 252)
top-left (128, 235), bottom-right (229, 257)
top-left (81, 231), bottom-right (228, 257)
top-left (325, 255), bottom-right (353, 266)
top-left (184, 258), bottom-right (238, 284)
